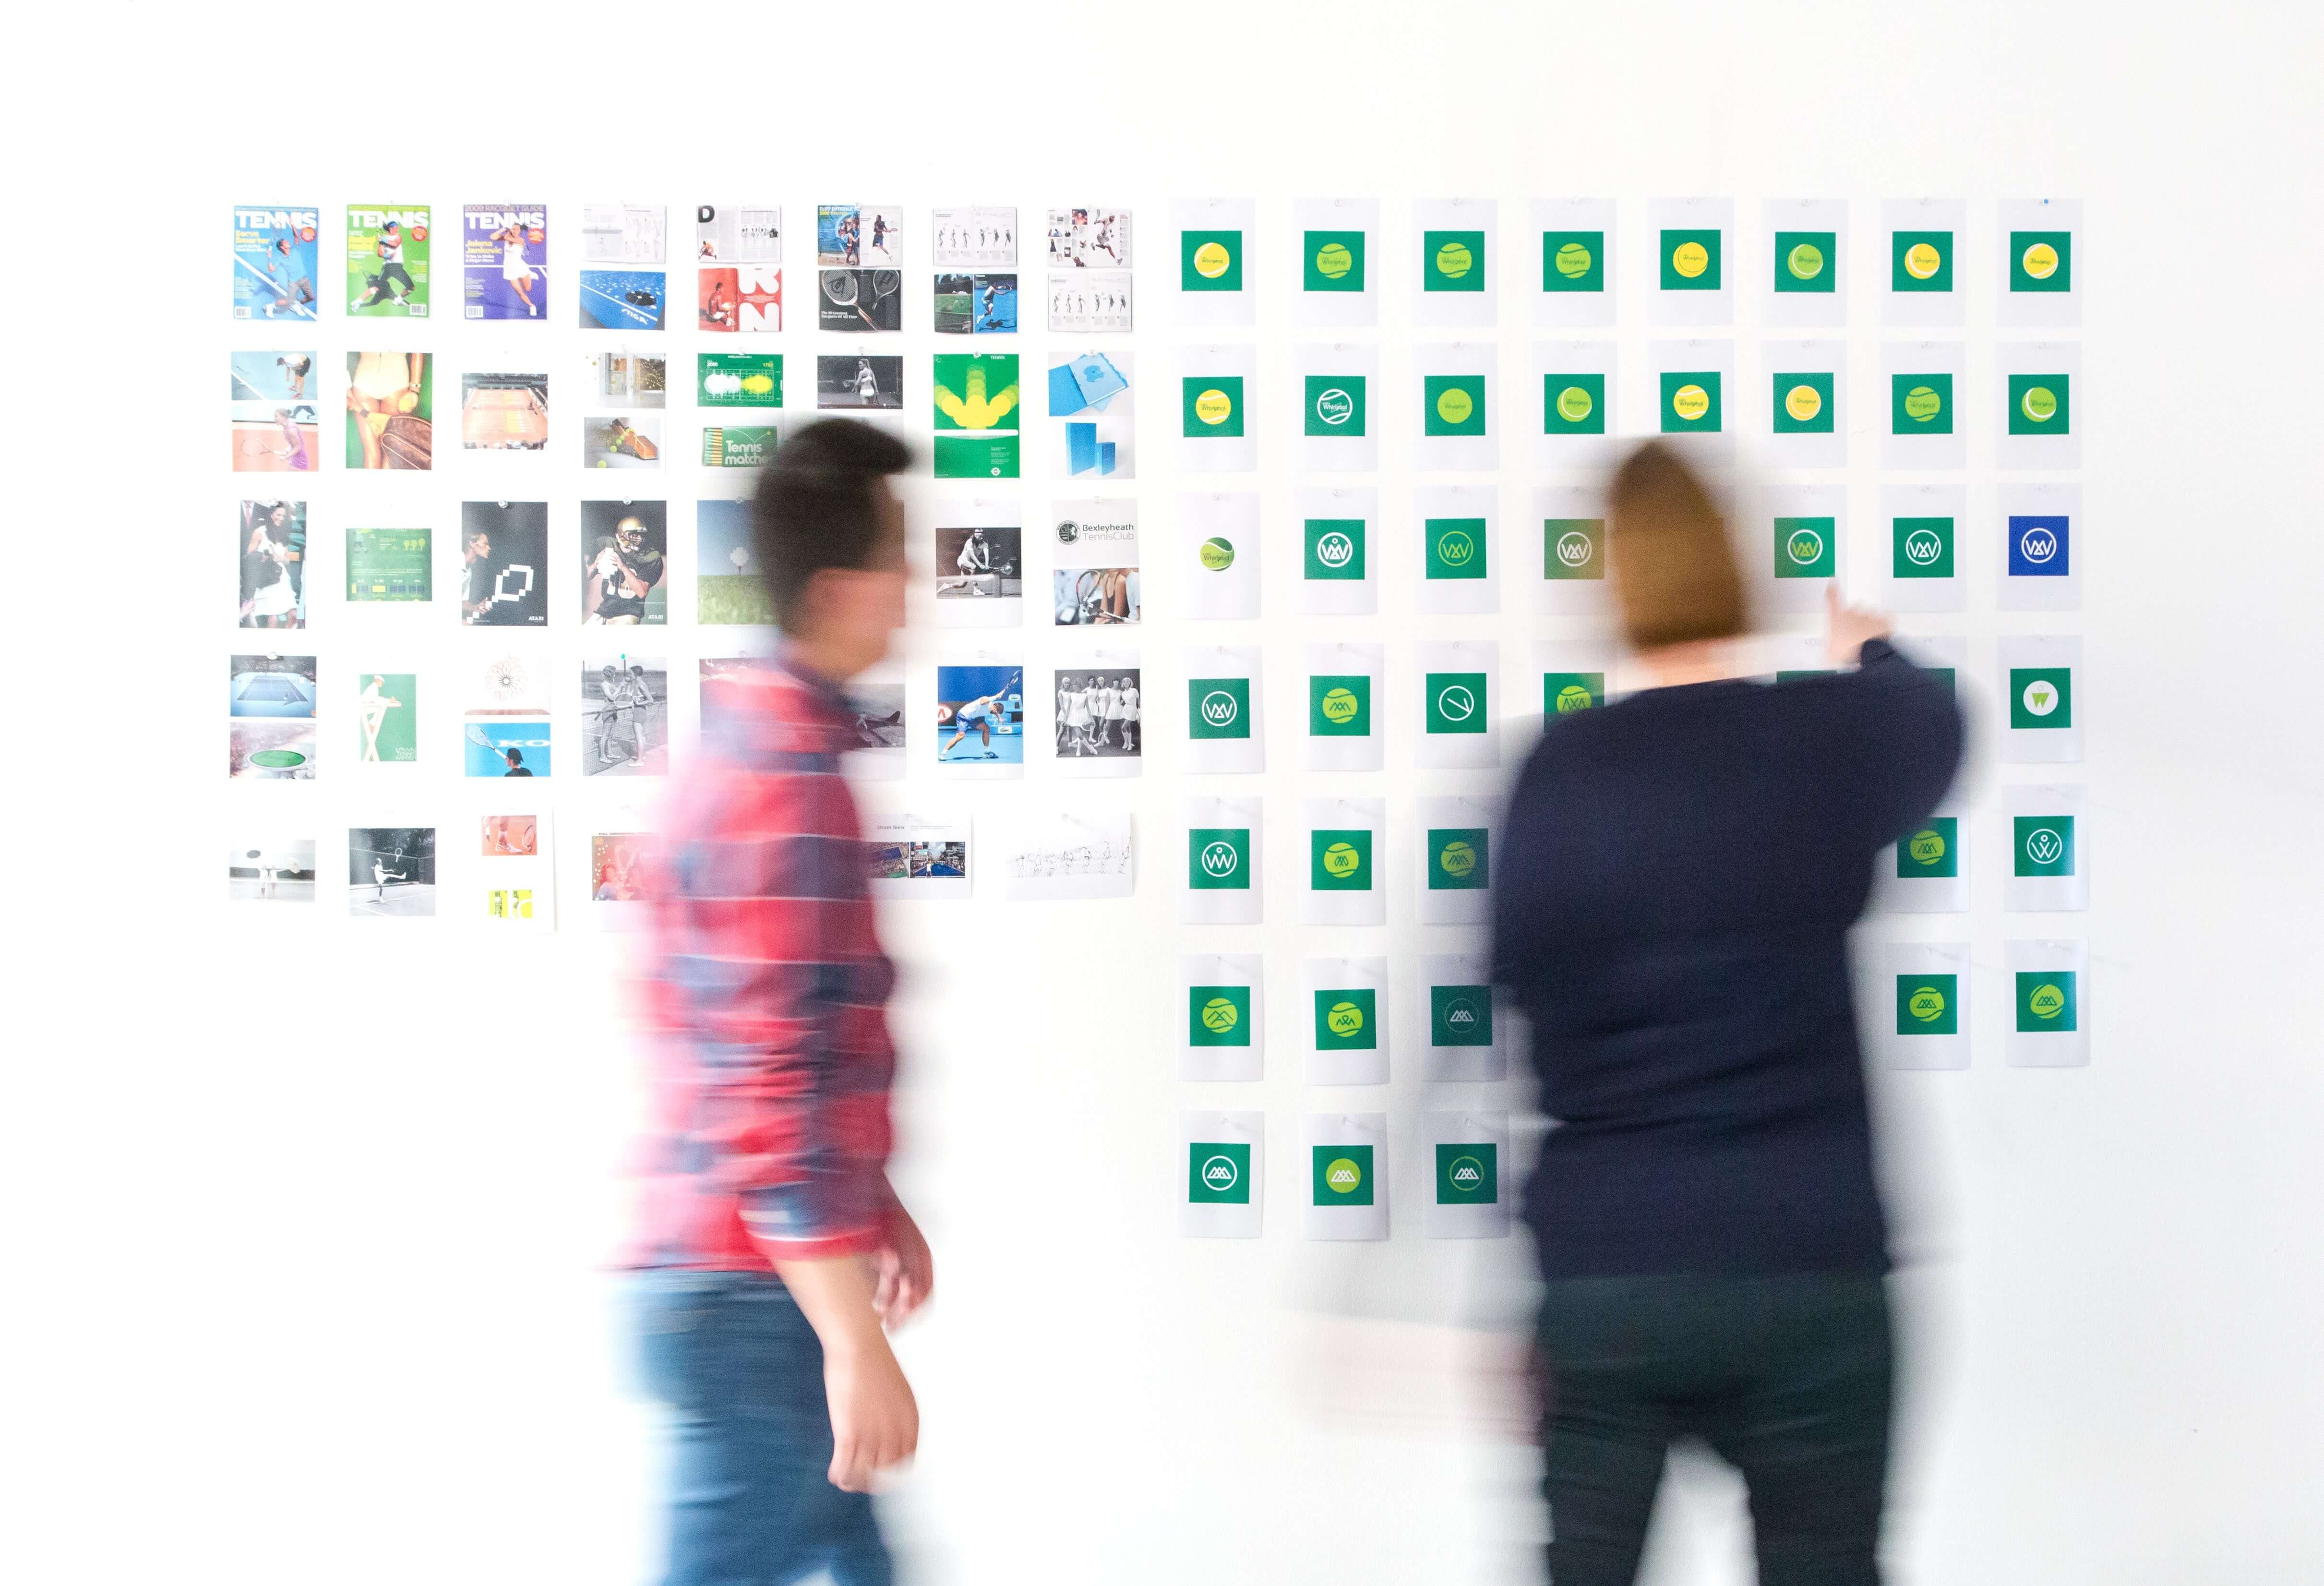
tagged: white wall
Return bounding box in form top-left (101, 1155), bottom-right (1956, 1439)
top-left (15, 3), bottom-right (2324, 1584)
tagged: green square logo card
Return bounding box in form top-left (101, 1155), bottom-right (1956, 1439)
top-left (1184, 644), bottom-right (1263, 773)
top-left (1304, 956), bottom-right (1388, 1084)
top-left (1881, 484), bottom-right (1967, 614)
top-left (1999, 343), bottom-right (2080, 469)
top-left (1533, 198), bottom-right (1615, 326)
top-left (1422, 953), bottom-right (1505, 1080)
top-left (1294, 197), bottom-right (1378, 325)
top-left (1293, 343), bottom-right (1378, 470)
top-left (1764, 197), bottom-right (1846, 327)
top-left (1174, 197), bottom-right (1253, 324)
top-left (1180, 953), bottom-right (1263, 1081)
top-left (2003, 785), bottom-right (2089, 913)
top-left (1868, 942), bottom-right (1970, 1070)
top-left (1998, 198), bottom-right (2082, 328)
top-left (1414, 342), bottom-right (1494, 471)
top-left (1178, 344), bottom-right (1255, 472)
top-left (1535, 485), bottom-right (1611, 614)
top-left (1532, 342), bottom-right (1615, 464)
top-left (1879, 809), bottom-right (1968, 914)
top-left (1652, 341), bottom-right (1731, 455)
top-left (1180, 1109), bottom-right (1263, 1237)
top-left (1419, 800), bottom-right (1493, 925)
top-left (1302, 643), bottom-right (1382, 770)
top-left (1425, 1111), bottom-right (1510, 1237)
top-left (1416, 640), bottom-right (1499, 769)
top-left (1414, 486), bottom-right (1497, 615)
top-left (1305, 1112), bottom-right (1389, 1240)
top-left (1762, 486), bottom-right (1843, 613)
top-left (1297, 490), bottom-right (1378, 616)
top-left (1883, 199), bottom-right (1964, 325)
top-left (1880, 341), bottom-right (1966, 469)
top-left (1649, 197), bottom-right (1732, 325)
top-left (1303, 797), bottom-right (1384, 925)
top-left (2006, 940), bottom-right (2089, 1068)
top-left (1414, 198), bottom-right (1495, 327)
top-left (1182, 796), bottom-right (1262, 925)
top-left (2000, 636), bottom-right (2082, 764)
top-left (1764, 338), bottom-right (1845, 467)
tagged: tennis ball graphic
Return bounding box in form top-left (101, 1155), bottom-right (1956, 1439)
top-left (2028, 983), bottom-right (2066, 1021)
top-left (1555, 683), bottom-right (1594, 714)
top-left (1555, 240), bottom-right (1592, 279)
top-left (1671, 240), bottom-right (1709, 278)
top-left (1198, 537), bottom-right (1234, 571)
top-left (1193, 240), bottom-right (1231, 278)
top-left (1671, 383), bottom-right (1710, 422)
top-left (2021, 385), bottom-right (2059, 423)
top-left (1326, 1001), bottom-right (1366, 1038)
top-left (1908, 985), bottom-right (1947, 1023)
top-left (1201, 997), bottom-right (1240, 1033)
top-left (1785, 384), bottom-right (1823, 422)
top-left (1194, 387), bottom-right (1234, 426)
top-left (1435, 240), bottom-right (1473, 279)
top-left (1324, 1156), bottom-right (1363, 1192)
top-left (1313, 386), bottom-right (1354, 426)
top-left (1907, 827), bottom-right (1947, 866)
top-left (1319, 686), bottom-right (1361, 725)
top-left (1787, 241), bottom-right (1825, 280)
top-left (1904, 240), bottom-right (1942, 279)
top-left (1322, 841), bottom-right (1363, 878)
top-left (1438, 840), bottom-right (1477, 878)
top-left (1904, 384), bottom-right (1942, 423)
top-left (740, 372), bottom-right (774, 396)
top-left (1315, 241), bottom-right (1353, 279)
top-left (2022, 241), bottom-right (2060, 279)
top-left (1436, 385), bottom-right (1475, 425)
top-left (1555, 385), bottom-right (1593, 423)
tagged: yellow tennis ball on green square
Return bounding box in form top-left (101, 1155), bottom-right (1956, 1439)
top-left (1556, 384), bottom-right (1593, 423)
top-left (1671, 383), bottom-right (1710, 421)
top-left (1907, 827), bottom-right (1946, 865)
top-left (1194, 387), bottom-right (1233, 425)
top-left (2022, 241), bottom-right (2059, 279)
top-left (1324, 1155), bottom-right (1362, 1191)
top-left (1905, 240), bottom-right (1941, 279)
top-left (1315, 241), bottom-right (1353, 279)
top-left (1555, 683), bottom-right (1593, 714)
top-left (1326, 1002), bottom-right (1365, 1038)
top-left (1908, 986), bottom-right (1946, 1023)
top-left (1198, 537), bottom-right (1234, 571)
top-left (1320, 686), bottom-right (1360, 724)
top-left (2029, 983), bottom-right (2065, 1020)
top-left (1201, 997), bottom-right (1239, 1033)
top-left (1435, 385), bottom-right (1474, 425)
top-left (1555, 241), bottom-right (1592, 279)
top-left (1672, 240), bottom-right (1709, 278)
top-left (2022, 385), bottom-right (2058, 423)
top-left (1192, 240), bottom-right (1231, 278)
top-left (1904, 384), bottom-right (1942, 422)
top-left (1322, 841), bottom-right (1362, 877)
top-left (1435, 240), bottom-right (1473, 279)
top-left (1787, 241), bottom-right (1825, 280)
top-left (1438, 840), bottom-right (1476, 878)
top-left (1785, 384), bottom-right (1823, 423)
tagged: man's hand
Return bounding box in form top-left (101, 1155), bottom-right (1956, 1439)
top-left (1824, 584), bottom-right (1895, 667)
top-left (822, 1333), bottom-right (919, 1493)
top-left (872, 1207), bottom-right (934, 1329)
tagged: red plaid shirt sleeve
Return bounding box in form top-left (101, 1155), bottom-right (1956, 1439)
top-left (630, 661), bottom-right (896, 1269)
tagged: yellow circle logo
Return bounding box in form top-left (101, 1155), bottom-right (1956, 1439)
top-left (1314, 240), bottom-right (1353, 279)
top-left (1322, 841), bottom-right (1362, 878)
top-left (1905, 240), bottom-right (1942, 279)
top-left (1672, 240), bottom-right (1709, 278)
top-left (1907, 827), bottom-right (1946, 866)
top-left (1319, 685), bottom-right (1360, 725)
top-left (1438, 840), bottom-right (1476, 878)
top-left (1555, 683), bottom-right (1593, 714)
top-left (1324, 1156), bottom-right (1363, 1193)
top-left (1326, 1001), bottom-right (1366, 1038)
top-left (1555, 384), bottom-right (1593, 423)
top-left (1201, 997), bottom-right (1239, 1033)
top-left (1908, 986), bottom-right (1947, 1023)
top-left (1436, 385), bottom-right (1474, 425)
top-left (1198, 537), bottom-right (1234, 571)
top-left (1554, 241), bottom-right (1592, 279)
top-left (1192, 240), bottom-right (1231, 279)
top-left (1435, 240), bottom-right (1473, 279)
top-left (2021, 385), bottom-right (2059, 423)
top-left (1787, 241), bottom-right (1825, 280)
top-left (1904, 384), bottom-right (1942, 423)
top-left (2028, 983), bottom-right (2066, 1021)
top-left (1785, 383), bottom-right (1823, 423)
top-left (2022, 241), bottom-right (2060, 280)
top-left (1671, 383), bottom-right (1710, 422)
top-left (1194, 387), bottom-right (1234, 426)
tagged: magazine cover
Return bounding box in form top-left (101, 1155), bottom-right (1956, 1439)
top-left (464, 204), bottom-right (547, 320)
top-left (232, 205), bottom-right (319, 321)
top-left (347, 204), bottom-right (431, 317)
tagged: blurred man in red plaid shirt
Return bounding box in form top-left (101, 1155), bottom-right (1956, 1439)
top-left (631, 420), bottom-right (924, 1586)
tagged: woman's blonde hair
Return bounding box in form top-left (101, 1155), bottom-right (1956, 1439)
top-left (1607, 441), bottom-right (1748, 650)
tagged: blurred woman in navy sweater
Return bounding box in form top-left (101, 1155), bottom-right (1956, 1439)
top-left (1494, 442), bottom-right (1963, 1586)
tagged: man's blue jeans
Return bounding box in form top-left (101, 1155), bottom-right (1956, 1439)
top-left (634, 1270), bottom-right (893, 1586)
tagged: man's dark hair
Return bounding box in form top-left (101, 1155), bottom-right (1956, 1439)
top-left (751, 419), bottom-right (912, 627)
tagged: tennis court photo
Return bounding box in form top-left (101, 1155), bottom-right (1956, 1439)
top-left (229, 654), bottom-right (317, 717)
top-left (461, 373), bottom-right (549, 450)
top-left (934, 273), bottom-right (1018, 334)
top-left (348, 827), bottom-right (436, 917)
